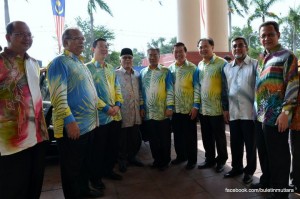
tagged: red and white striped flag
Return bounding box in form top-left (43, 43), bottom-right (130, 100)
top-left (199, 0), bottom-right (206, 37)
top-left (51, 0), bottom-right (65, 53)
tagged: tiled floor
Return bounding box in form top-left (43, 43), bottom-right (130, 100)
top-left (40, 125), bottom-right (300, 199)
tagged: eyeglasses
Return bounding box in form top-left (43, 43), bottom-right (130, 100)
top-left (260, 32), bottom-right (277, 39)
top-left (66, 37), bottom-right (85, 42)
top-left (122, 56), bottom-right (133, 60)
top-left (232, 44), bottom-right (246, 49)
top-left (12, 32), bottom-right (33, 39)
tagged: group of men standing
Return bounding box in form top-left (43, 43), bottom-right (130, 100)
top-left (0, 19), bottom-right (299, 199)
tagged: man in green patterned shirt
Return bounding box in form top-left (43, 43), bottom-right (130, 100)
top-left (197, 38), bottom-right (228, 173)
top-left (140, 48), bottom-right (174, 171)
top-left (169, 42), bottom-right (200, 170)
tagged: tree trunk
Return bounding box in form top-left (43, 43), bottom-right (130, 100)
top-left (90, 12), bottom-right (94, 45)
top-left (4, 0), bottom-right (10, 27)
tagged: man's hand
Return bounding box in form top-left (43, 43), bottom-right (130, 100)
top-left (107, 106), bottom-right (116, 116)
top-left (223, 111), bottom-right (229, 124)
top-left (112, 106), bottom-right (120, 115)
top-left (165, 109), bottom-right (173, 117)
top-left (275, 112), bottom-right (289, 132)
top-left (65, 122), bottom-right (80, 140)
top-left (189, 108), bottom-right (198, 120)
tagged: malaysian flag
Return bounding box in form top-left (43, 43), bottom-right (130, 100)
top-left (51, 0), bottom-right (65, 53)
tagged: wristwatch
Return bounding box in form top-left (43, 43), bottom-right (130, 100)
top-left (282, 109), bottom-right (289, 115)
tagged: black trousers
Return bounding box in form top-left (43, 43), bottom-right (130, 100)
top-left (255, 121), bottom-right (290, 189)
top-left (290, 130), bottom-right (300, 189)
top-left (199, 114), bottom-right (228, 165)
top-left (229, 120), bottom-right (256, 175)
top-left (57, 130), bottom-right (93, 199)
top-left (172, 113), bottom-right (198, 165)
top-left (94, 121), bottom-right (121, 177)
top-left (145, 119), bottom-right (171, 167)
top-left (118, 125), bottom-right (142, 162)
top-left (0, 141), bottom-right (48, 199)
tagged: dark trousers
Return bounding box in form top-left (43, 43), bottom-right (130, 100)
top-left (95, 121), bottom-right (121, 176)
top-left (118, 125), bottom-right (142, 162)
top-left (229, 120), bottom-right (256, 175)
top-left (172, 113), bottom-right (198, 165)
top-left (145, 119), bottom-right (171, 167)
top-left (0, 141), bottom-right (48, 199)
top-left (57, 130), bottom-right (93, 199)
top-left (199, 114), bottom-right (228, 165)
top-left (255, 121), bottom-right (290, 189)
top-left (291, 130), bottom-right (300, 188)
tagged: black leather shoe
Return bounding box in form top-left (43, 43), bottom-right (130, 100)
top-left (215, 164), bottom-right (224, 173)
top-left (90, 179), bottom-right (106, 190)
top-left (171, 158), bottom-right (187, 165)
top-left (243, 174), bottom-right (253, 184)
top-left (104, 171), bottom-right (123, 180)
top-left (119, 161), bottom-right (127, 173)
top-left (198, 161), bottom-right (216, 169)
top-left (185, 163), bottom-right (196, 170)
top-left (224, 169), bottom-right (243, 178)
top-left (250, 182), bottom-right (269, 189)
top-left (80, 189), bottom-right (104, 198)
top-left (129, 158), bottom-right (144, 167)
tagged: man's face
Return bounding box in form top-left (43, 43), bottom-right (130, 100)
top-left (231, 39), bottom-right (248, 59)
top-left (147, 49), bottom-right (160, 66)
top-left (120, 55), bottom-right (133, 70)
top-left (64, 29), bottom-right (85, 56)
top-left (259, 24), bottom-right (280, 51)
top-left (6, 22), bottom-right (33, 54)
top-left (93, 40), bottom-right (108, 60)
top-left (198, 40), bottom-right (214, 60)
top-left (173, 46), bottom-right (186, 64)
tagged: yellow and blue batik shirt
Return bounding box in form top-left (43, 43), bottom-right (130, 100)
top-left (139, 64), bottom-right (174, 120)
top-left (47, 50), bottom-right (103, 138)
top-left (198, 54), bottom-right (227, 116)
top-left (86, 59), bottom-right (123, 125)
top-left (169, 60), bottom-right (200, 114)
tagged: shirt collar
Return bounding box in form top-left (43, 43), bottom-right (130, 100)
top-left (91, 58), bottom-right (107, 68)
top-left (175, 59), bottom-right (188, 67)
top-left (63, 49), bottom-right (84, 63)
top-left (232, 55), bottom-right (251, 67)
top-left (2, 47), bottom-right (30, 60)
top-left (120, 66), bottom-right (134, 74)
top-left (264, 44), bottom-right (282, 56)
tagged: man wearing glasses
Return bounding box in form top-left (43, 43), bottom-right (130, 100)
top-left (222, 36), bottom-right (257, 184)
top-left (47, 27), bottom-right (104, 198)
top-left (0, 21), bottom-right (49, 199)
top-left (253, 21), bottom-right (299, 199)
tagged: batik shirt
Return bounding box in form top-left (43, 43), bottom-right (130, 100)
top-left (222, 55), bottom-right (258, 121)
top-left (255, 44), bottom-right (299, 126)
top-left (169, 60), bottom-right (200, 114)
top-left (86, 59), bottom-right (123, 125)
top-left (289, 61), bottom-right (300, 131)
top-left (0, 48), bottom-right (48, 155)
top-left (198, 54), bottom-right (227, 116)
top-left (139, 64), bottom-right (174, 120)
top-left (47, 50), bottom-right (103, 138)
top-left (116, 67), bottom-right (141, 128)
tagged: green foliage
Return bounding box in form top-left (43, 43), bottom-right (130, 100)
top-left (106, 51), bottom-right (120, 68)
top-left (132, 48), bottom-right (145, 66)
top-left (227, 0), bottom-right (249, 17)
top-left (75, 17), bottom-right (115, 62)
top-left (147, 37), bottom-right (177, 54)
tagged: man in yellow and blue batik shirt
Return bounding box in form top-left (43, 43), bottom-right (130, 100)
top-left (86, 38), bottom-right (124, 190)
top-left (169, 42), bottom-right (200, 170)
top-left (140, 48), bottom-right (174, 171)
top-left (197, 38), bottom-right (228, 173)
top-left (47, 28), bottom-right (104, 198)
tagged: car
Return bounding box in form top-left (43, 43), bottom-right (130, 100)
top-left (40, 69), bottom-right (58, 156)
